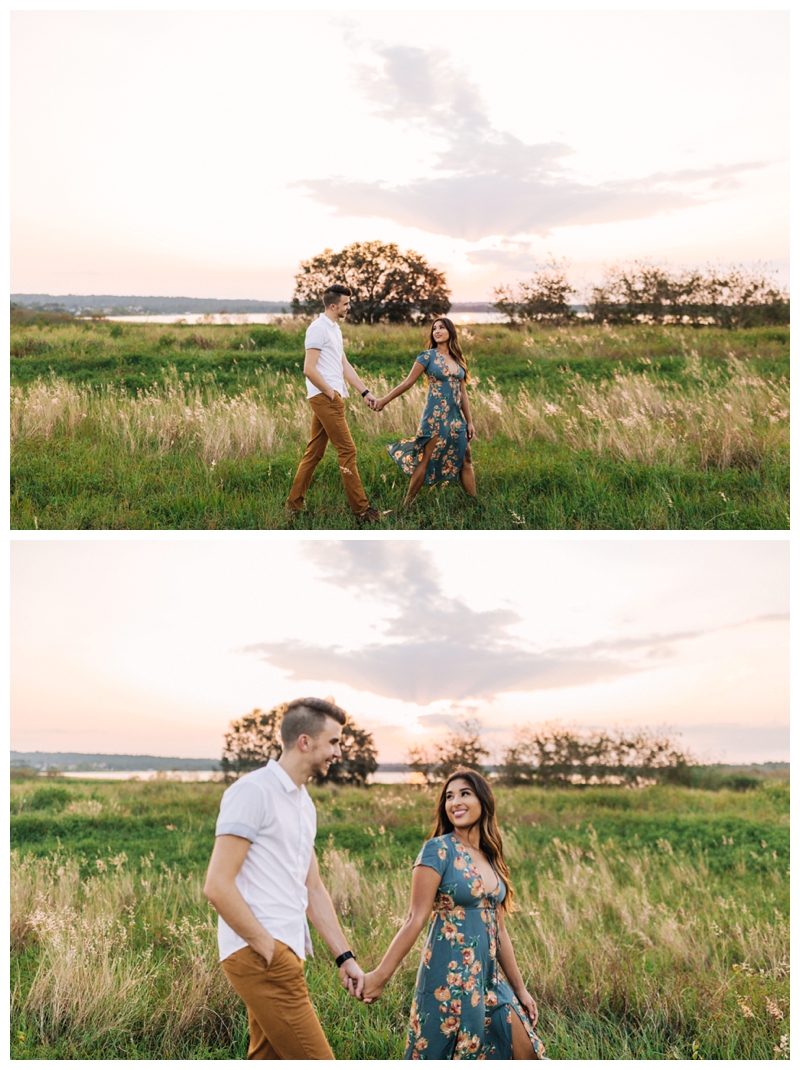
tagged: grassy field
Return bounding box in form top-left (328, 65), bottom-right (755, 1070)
top-left (10, 777), bottom-right (789, 1059)
top-left (10, 319), bottom-right (790, 529)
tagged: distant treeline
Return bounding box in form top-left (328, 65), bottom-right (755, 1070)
top-left (9, 297), bottom-right (500, 321)
top-left (10, 751), bottom-right (220, 772)
top-left (9, 751), bottom-right (415, 774)
top-left (11, 295), bottom-right (499, 317)
top-left (11, 295), bottom-right (292, 315)
top-left (493, 260), bottom-right (789, 329)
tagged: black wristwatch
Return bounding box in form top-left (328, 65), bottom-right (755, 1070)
top-left (335, 950), bottom-right (356, 967)
top-left (361, 388), bottom-right (370, 397)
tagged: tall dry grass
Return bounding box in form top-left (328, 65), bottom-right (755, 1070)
top-left (12, 850), bottom-right (239, 1049)
top-left (11, 833), bottom-right (788, 1057)
top-left (474, 355), bottom-right (788, 469)
top-left (10, 357), bottom-right (788, 470)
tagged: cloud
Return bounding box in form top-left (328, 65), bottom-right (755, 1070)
top-left (295, 44), bottom-right (769, 242)
top-left (675, 722), bottom-right (789, 763)
top-left (240, 544), bottom-right (781, 706)
top-left (466, 243), bottom-right (564, 272)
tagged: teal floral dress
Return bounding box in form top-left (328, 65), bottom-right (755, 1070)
top-left (405, 835), bottom-right (547, 1061)
top-left (387, 350), bottom-right (468, 485)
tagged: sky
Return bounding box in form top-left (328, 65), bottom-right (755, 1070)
top-left (11, 538), bottom-right (788, 765)
top-left (10, 9), bottom-right (788, 302)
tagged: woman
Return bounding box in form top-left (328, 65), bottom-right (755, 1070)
top-left (375, 318), bottom-right (477, 506)
top-left (362, 769), bottom-right (547, 1060)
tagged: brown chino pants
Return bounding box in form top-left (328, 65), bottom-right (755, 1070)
top-left (221, 942), bottom-right (334, 1060)
top-left (286, 391), bottom-right (369, 515)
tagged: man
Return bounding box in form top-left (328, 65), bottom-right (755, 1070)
top-left (204, 697), bottom-right (364, 1060)
top-left (286, 284), bottom-right (380, 523)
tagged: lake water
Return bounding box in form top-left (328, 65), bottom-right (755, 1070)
top-left (105, 311), bottom-right (509, 326)
top-left (55, 769), bottom-right (418, 784)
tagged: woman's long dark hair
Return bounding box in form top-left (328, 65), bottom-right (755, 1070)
top-left (427, 316), bottom-right (470, 384)
top-left (429, 768), bottom-right (515, 912)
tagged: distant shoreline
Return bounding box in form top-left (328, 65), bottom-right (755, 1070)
top-left (11, 294), bottom-right (504, 316)
top-left (10, 751), bottom-right (789, 775)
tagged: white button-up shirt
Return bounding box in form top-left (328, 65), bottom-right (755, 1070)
top-left (304, 313), bottom-right (349, 399)
top-left (215, 760), bottom-right (317, 962)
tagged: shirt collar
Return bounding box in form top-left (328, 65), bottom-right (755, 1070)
top-left (268, 758), bottom-right (303, 794)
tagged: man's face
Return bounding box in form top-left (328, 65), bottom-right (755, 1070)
top-left (331, 295), bottom-right (350, 320)
top-left (305, 716), bottom-right (343, 777)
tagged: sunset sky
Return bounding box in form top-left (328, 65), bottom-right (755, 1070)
top-left (11, 538), bottom-right (788, 765)
top-left (11, 8), bottom-right (788, 302)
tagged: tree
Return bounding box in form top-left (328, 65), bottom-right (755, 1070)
top-left (586, 261), bottom-right (789, 328)
top-left (407, 719), bottom-right (489, 784)
top-left (291, 241), bottom-right (451, 324)
top-left (499, 723), bottom-right (695, 787)
top-left (220, 705), bottom-right (285, 780)
top-left (492, 258), bottom-right (577, 326)
top-left (220, 703), bottom-right (378, 786)
top-left (698, 264), bottom-right (789, 329)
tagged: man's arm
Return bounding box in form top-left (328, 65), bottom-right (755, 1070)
top-left (342, 355), bottom-right (377, 407)
top-left (305, 849), bottom-right (365, 997)
top-left (303, 349), bottom-right (335, 399)
top-left (203, 835), bottom-right (277, 963)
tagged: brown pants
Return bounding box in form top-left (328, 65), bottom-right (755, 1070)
top-left (221, 942), bottom-right (334, 1060)
top-left (286, 392), bottom-right (369, 515)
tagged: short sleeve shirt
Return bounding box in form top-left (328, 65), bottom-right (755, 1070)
top-left (214, 760), bottom-right (317, 962)
top-left (304, 314), bottom-right (349, 399)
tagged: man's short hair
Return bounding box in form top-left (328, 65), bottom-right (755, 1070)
top-left (323, 284), bottom-right (352, 309)
top-left (280, 696), bottom-right (347, 749)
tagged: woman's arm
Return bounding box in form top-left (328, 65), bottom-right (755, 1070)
top-left (497, 911), bottom-right (539, 1027)
top-left (375, 359), bottom-right (426, 410)
top-left (362, 864), bottom-right (442, 1002)
top-left (459, 383), bottom-right (475, 441)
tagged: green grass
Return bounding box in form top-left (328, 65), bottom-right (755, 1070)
top-left (10, 779), bottom-right (790, 1059)
top-left (10, 321), bottom-right (790, 529)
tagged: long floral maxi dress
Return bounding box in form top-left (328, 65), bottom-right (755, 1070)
top-left (404, 834), bottom-right (547, 1060)
top-left (387, 350), bottom-right (468, 485)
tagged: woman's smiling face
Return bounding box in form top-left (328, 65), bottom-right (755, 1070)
top-left (445, 777), bottom-right (482, 830)
top-left (432, 320), bottom-right (450, 345)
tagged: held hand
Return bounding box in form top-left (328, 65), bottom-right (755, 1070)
top-left (363, 393), bottom-right (378, 410)
top-left (340, 958), bottom-right (365, 1000)
top-left (374, 396), bottom-right (388, 412)
top-left (467, 422), bottom-right (476, 441)
top-left (515, 989), bottom-right (539, 1028)
top-left (362, 970), bottom-right (386, 1005)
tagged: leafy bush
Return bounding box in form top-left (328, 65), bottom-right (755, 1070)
top-left (28, 786), bottom-right (71, 811)
top-left (586, 262), bottom-right (789, 328)
top-left (407, 719), bottom-right (489, 783)
top-left (719, 775), bottom-right (763, 792)
top-left (10, 304), bottom-right (74, 327)
top-left (248, 326), bottom-right (284, 349)
top-left (492, 258), bottom-right (577, 326)
top-left (499, 724), bottom-right (696, 786)
top-left (688, 767), bottom-right (769, 791)
top-left (10, 767), bottom-right (39, 781)
top-left (179, 333), bottom-right (215, 351)
top-left (10, 337), bottom-right (51, 358)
